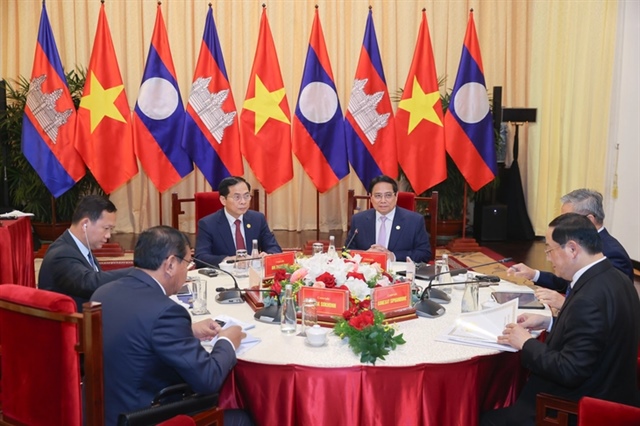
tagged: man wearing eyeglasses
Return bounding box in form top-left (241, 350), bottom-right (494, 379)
top-left (195, 176), bottom-right (281, 267)
top-left (38, 195), bottom-right (134, 311)
top-left (507, 189), bottom-right (633, 309)
top-left (345, 175), bottom-right (431, 263)
top-left (481, 213), bottom-right (640, 426)
top-left (92, 226), bottom-right (252, 425)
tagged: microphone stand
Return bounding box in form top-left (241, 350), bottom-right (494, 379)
top-left (212, 285), bottom-right (282, 324)
top-left (194, 257), bottom-right (243, 304)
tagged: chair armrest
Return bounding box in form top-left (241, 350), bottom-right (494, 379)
top-left (536, 392), bottom-right (578, 426)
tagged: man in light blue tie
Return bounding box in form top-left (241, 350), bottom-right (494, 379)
top-left (345, 175), bottom-right (431, 263)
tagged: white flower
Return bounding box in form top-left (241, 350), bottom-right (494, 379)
top-left (343, 278), bottom-right (371, 300)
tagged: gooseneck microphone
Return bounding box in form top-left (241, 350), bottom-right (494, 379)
top-left (213, 286), bottom-right (282, 324)
top-left (342, 228), bottom-right (359, 252)
top-left (193, 257), bottom-right (243, 304)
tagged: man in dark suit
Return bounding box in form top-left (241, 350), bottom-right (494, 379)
top-left (91, 226), bottom-right (251, 426)
top-left (195, 176), bottom-right (281, 267)
top-left (345, 175), bottom-right (431, 263)
top-left (38, 195), bottom-right (133, 311)
top-left (508, 189), bottom-right (634, 310)
top-left (481, 213), bottom-right (640, 426)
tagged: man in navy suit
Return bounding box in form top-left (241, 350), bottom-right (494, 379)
top-left (481, 213), bottom-right (640, 426)
top-left (38, 195), bottom-right (133, 311)
top-left (92, 226), bottom-right (251, 425)
top-left (345, 175), bottom-right (431, 263)
top-left (508, 189), bottom-right (634, 309)
top-left (195, 176), bottom-right (281, 267)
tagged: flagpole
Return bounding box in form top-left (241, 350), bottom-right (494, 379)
top-left (316, 190), bottom-right (320, 241)
top-left (158, 191), bottom-right (163, 225)
top-left (447, 182), bottom-right (480, 252)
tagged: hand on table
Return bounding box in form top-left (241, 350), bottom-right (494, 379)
top-left (535, 287), bottom-right (565, 311)
top-left (497, 323), bottom-right (533, 350)
top-left (506, 263), bottom-right (536, 281)
top-left (218, 325), bottom-right (246, 350)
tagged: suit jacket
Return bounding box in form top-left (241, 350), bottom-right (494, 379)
top-left (510, 259), bottom-right (640, 425)
top-left (195, 209), bottom-right (281, 267)
top-left (91, 269), bottom-right (237, 425)
top-left (536, 228), bottom-right (634, 291)
top-left (345, 207), bottom-right (431, 263)
top-left (38, 230), bottom-right (132, 311)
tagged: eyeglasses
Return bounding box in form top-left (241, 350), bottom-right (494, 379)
top-left (372, 192), bottom-right (396, 201)
top-left (544, 244), bottom-right (565, 256)
top-left (175, 256), bottom-right (196, 270)
top-left (226, 193), bottom-right (252, 202)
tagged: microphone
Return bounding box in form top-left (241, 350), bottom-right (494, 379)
top-left (193, 257), bottom-right (243, 304)
top-left (414, 257), bottom-right (512, 319)
top-left (225, 256), bottom-right (263, 264)
top-left (342, 228), bottom-right (358, 252)
top-left (214, 287), bottom-right (282, 324)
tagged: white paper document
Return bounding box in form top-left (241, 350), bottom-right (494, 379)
top-left (436, 298), bottom-right (519, 352)
top-left (202, 315), bottom-right (260, 356)
top-left (0, 210), bottom-right (34, 218)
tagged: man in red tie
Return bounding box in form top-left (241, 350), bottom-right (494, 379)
top-left (194, 176), bottom-right (281, 267)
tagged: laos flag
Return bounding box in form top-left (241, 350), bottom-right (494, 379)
top-left (133, 4), bottom-right (192, 193)
top-left (22, 2), bottom-right (85, 198)
top-left (293, 8), bottom-right (349, 193)
top-left (345, 9), bottom-right (397, 189)
top-left (182, 5), bottom-right (243, 189)
top-left (444, 10), bottom-right (496, 192)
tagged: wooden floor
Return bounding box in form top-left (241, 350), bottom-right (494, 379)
top-left (110, 231), bottom-right (553, 273)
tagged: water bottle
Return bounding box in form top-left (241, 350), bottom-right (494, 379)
top-left (250, 239), bottom-right (263, 277)
top-left (280, 284), bottom-right (297, 334)
top-left (437, 254), bottom-right (453, 295)
top-left (461, 280), bottom-right (479, 313)
top-left (327, 235), bottom-right (337, 259)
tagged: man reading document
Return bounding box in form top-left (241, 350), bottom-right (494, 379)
top-left (481, 213), bottom-right (640, 426)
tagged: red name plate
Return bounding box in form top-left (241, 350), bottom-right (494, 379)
top-left (299, 287), bottom-right (349, 317)
top-left (348, 250), bottom-right (388, 271)
top-left (372, 283), bottom-right (412, 313)
top-left (263, 252), bottom-right (296, 277)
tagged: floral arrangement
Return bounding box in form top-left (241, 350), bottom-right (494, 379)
top-left (262, 252), bottom-right (394, 307)
top-left (334, 297), bottom-right (406, 365)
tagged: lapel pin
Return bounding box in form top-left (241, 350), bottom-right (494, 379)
top-left (247, 223), bottom-right (252, 229)
top-left (396, 225), bottom-right (400, 230)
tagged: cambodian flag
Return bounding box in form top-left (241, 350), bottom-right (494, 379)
top-left (133, 4), bottom-right (192, 193)
top-left (22, 2), bottom-right (85, 198)
top-left (182, 5), bottom-right (243, 189)
top-left (292, 8), bottom-right (349, 193)
top-left (345, 9), bottom-right (397, 189)
top-left (444, 10), bottom-right (497, 192)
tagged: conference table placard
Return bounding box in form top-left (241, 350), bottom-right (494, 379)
top-left (263, 252), bottom-right (296, 278)
top-left (298, 286), bottom-right (349, 322)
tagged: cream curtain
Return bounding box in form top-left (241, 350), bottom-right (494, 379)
top-left (0, 0), bottom-right (619, 236)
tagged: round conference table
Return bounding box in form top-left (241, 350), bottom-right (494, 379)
top-left (190, 264), bottom-right (546, 426)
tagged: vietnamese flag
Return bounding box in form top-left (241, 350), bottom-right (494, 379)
top-left (240, 6), bottom-right (293, 194)
top-left (75, 3), bottom-right (138, 194)
top-left (396, 9), bottom-right (447, 194)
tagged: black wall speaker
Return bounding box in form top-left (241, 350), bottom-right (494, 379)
top-left (475, 204), bottom-right (508, 241)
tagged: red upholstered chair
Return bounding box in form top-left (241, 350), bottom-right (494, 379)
top-left (396, 191), bottom-right (416, 211)
top-left (578, 397), bottom-right (640, 426)
top-left (172, 190), bottom-right (259, 232)
top-left (0, 285), bottom-right (104, 426)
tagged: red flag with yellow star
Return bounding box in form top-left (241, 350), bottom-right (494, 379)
top-left (396, 10), bottom-right (446, 194)
top-left (240, 7), bottom-right (292, 194)
top-left (75, 3), bottom-right (138, 194)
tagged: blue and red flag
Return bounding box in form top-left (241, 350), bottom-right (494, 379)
top-left (292, 8), bottom-right (349, 193)
top-left (22, 2), bottom-right (85, 198)
top-left (444, 10), bottom-right (496, 192)
top-left (133, 4), bottom-right (192, 193)
top-left (182, 4), bottom-right (243, 189)
top-left (345, 9), bottom-right (397, 189)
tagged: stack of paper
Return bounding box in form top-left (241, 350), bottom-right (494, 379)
top-left (202, 315), bottom-right (260, 356)
top-left (436, 298), bottom-right (519, 352)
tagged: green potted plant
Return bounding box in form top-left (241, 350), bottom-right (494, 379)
top-left (0, 68), bottom-right (105, 241)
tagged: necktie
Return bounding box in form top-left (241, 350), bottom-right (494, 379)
top-left (234, 219), bottom-right (246, 250)
top-left (377, 216), bottom-right (387, 247)
top-left (565, 284), bottom-right (573, 299)
top-left (87, 252), bottom-right (98, 272)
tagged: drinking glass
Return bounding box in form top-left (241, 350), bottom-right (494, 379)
top-left (301, 298), bottom-right (318, 336)
top-left (234, 249), bottom-right (249, 277)
top-left (190, 277), bottom-right (208, 315)
top-left (312, 242), bottom-right (323, 256)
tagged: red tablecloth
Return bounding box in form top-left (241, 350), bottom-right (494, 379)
top-left (0, 217), bottom-right (35, 287)
top-left (219, 351), bottom-right (527, 426)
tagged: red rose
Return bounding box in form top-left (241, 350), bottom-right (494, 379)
top-left (316, 272), bottom-right (336, 288)
top-left (348, 310), bottom-right (375, 330)
top-left (273, 268), bottom-right (288, 283)
top-left (346, 271), bottom-right (366, 281)
top-left (342, 309), bottom-right (353, 320)
top-left (359, 299), bottom-right (371, 310)
top-left (270, 281), bottom-right (282, 297)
